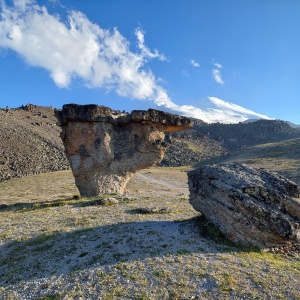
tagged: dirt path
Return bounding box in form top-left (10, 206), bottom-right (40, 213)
top-left (127, 167), bottom-right (190, 197)
top-left (136, 173), bottom-right (187, 190)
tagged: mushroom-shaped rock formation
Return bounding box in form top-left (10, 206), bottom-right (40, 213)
top-left (56, 104), bottom-right (193, 197)
top-left (188, 163), bottom-right (300, 248)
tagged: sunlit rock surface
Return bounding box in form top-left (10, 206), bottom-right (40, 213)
top-left (188, 163), bottom-right (300, 248)
top-left (56, 104), bottom-right (193, 197)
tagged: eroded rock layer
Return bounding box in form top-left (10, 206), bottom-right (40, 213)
top-left (188, 163), bottom-right (300, 248)
top-left (56, 104), bottom-right (193, 197)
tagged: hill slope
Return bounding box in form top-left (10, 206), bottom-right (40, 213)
top-left (0, 105), bottom-right (69, 181)
top-left (1, 105), bottom-right (300, 181)
top-left (160, 119), bottom-right (300, 166)
top-left (196, 138), bottom-right (300, 185)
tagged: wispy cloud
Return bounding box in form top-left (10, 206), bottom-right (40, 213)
top-left (212, 69), bottom-right (224, 85)
top-left (182, 70), bottom-right (189, 77)
top-left (0, 0), bottom-right (215, 120)
top-left (191, 59), bottom-right (200, 67)
top-left (212, 61), bottom-right (224, 84)
top-left (213, 62), bottom-right (222, 69)
top-left (0, 0), bottom-right (167, 99)
top-left (135, 28), bottom-right (166, 61)
top-left (0, 1), bottom-right (270, 124)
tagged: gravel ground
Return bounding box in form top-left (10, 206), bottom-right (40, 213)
top-left (0, 168), bottom-right (299, 299)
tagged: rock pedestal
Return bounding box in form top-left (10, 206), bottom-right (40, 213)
top-left (188, 163), bottom-right (300, 248)
top-left (56, 104), bottom-right (193, 197)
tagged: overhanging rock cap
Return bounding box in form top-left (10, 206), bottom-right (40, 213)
top-left (56, 104), bottom-right (194, 132)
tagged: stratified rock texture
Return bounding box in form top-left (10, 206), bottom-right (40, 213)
top-left (56, 104), bottom-right (193, 197)
top-left (188, 163), bottom-right (300, 248)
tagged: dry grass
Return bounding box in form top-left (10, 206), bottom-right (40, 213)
top-left (0, 167), bottom-right (299, 299)
top-left (198, 138), bottom-right (300, 185)
top-left (0, 170), bottom-right (78, 204)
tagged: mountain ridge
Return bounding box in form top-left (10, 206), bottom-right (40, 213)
top-left (161, 118), bottom-right (300, 166)
top-left (1, 104), bottom-right (300, 182)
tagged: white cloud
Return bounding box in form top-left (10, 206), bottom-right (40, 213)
top-left (212, 60), bottom-right (224, 84)
top-left (0, 0), bottom-right (166, 96)
top-left (0, 0), bottom-right (201, 117)
top-left (135, 28), bottom-right (166, 61)
top-left (0, 1), bottom-right (271, 124)
top-left (212, 69), bottom-right (224, 85)
top-left (213, 62), bottom-right (222, 69)
top-left (191, 59), bottom-right (200, 67)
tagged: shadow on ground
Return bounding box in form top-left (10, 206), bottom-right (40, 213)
top-left (0, 197), bottom-right (113, 212)
top-left (0, 216), bottom-right (249, 286)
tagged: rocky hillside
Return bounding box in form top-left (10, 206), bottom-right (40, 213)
top-left (1, 104), bottom-right (300, 181)
top-left (195, 119), bottom-right (300, 151)
top-left (160, 119), bottom-right (300, 166)
top-left (0, 105), bottom-right (69, 181)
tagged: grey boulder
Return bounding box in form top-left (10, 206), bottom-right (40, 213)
top-left (188, 163), bottom-right (300, 248)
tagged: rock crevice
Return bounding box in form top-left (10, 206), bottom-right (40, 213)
top-left (188, 163), bottom-right (300, 248)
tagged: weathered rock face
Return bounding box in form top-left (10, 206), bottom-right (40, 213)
top-left (188, 163), bottom-right (300, 248)
top-left (56, 104), bottom-right (193, 197)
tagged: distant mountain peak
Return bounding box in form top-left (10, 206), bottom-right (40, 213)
top-left (192, 97), bottom-right (273, 124)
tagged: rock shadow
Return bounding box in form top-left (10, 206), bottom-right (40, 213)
top-left (0, 197), bottom-right (81, 212)
top-left (0, 216), bottom-right (245, 286)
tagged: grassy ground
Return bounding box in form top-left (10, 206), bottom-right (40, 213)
top-left (0, 167), bottom-right (299, 299)
top-left (196, 138), bottom-right (300, 185)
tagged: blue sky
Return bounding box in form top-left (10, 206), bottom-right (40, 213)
top-left (0, 0), bottom-right (299, 123)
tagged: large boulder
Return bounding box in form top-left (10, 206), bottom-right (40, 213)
top-left (188, 163), bottom-right (300, 248)
top-left (56, 104), bottom-right (193, 197)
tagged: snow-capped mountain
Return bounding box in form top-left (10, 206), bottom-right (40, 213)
top-left (152, 96), bottom-right (273, 124)
top-left (128, 96), bottom-right (273, 124)
top-left (187, 97), bottom-right (273, 124)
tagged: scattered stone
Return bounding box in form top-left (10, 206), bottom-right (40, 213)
top-left (106, 198), bottom-right (119, 205)
top-left (266, 241), bottom-right (300, 256)
top-left (119, 196), bottom-right (133, 202)
top-left (23, 103), bottom-right (35, 112)
top-left (0, 105), bottom-right (70, 182)
top-left (56, 104), bottom-right (193, 197)
top-left (133, 207), bottom-right (172, 214)
top-left (81, 198), bottom-right (119, 206)
top-left (188, 163), bottom-right (300, 248)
